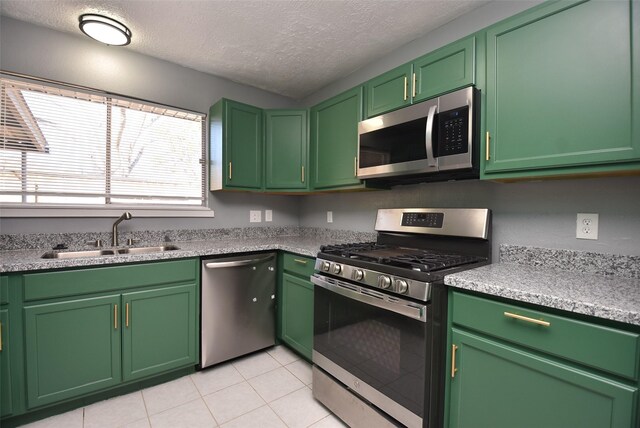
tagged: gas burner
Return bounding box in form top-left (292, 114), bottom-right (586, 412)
top-left (319, 242), bottom-right (387, 259)
top-left (320, 243), bottom-right (486, 273)
top-left (388, 252), bottom-right (486, 272)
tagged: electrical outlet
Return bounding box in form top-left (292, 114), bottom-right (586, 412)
top-left (327, 211), bottom-right (333, 223)
top-left (576, 213), bottom-right (598, 240)
top-left (265, 210), bottom-right (272, 222)
top-left (249, 210), bottom-right (262, 223)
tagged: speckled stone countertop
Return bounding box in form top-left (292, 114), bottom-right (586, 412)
top-left (0, 227), bottom-right (376, 273)
top-left (0, 236), bottom-right (324, 273)
top-left (445, 245), bottom-right (640, 326)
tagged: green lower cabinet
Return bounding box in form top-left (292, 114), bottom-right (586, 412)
top-left (0, 308), bottom-right (12, 417)
top-left (24, 295), bottom-right (121, 409)
top-left (484, 0), bottom-right (640, 178)
top-left (281, 272), bottom-right (313, 360)
top-left (122, 284), bottom-right (197, 381)
top-left (448, 328), bottom-right (637, 428)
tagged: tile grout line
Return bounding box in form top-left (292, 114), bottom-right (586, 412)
top-left (265, 384), bottom-right (310, 428)
top-left (189, 374), bottom-right (221, 427)
top-left (140, 388), bottom-right (152, 420)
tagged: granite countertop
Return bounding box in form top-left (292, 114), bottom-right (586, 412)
top-left (2, 232), bottom-right (639, 327)
top-left (0, 236), bottom-right (330, 273)
top-left (445, 246), bottom-right (640, 327)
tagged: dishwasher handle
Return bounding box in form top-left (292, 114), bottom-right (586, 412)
top-left (204, 254), bottom-right (275, 269)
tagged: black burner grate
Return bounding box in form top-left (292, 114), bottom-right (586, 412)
top-left (320, 242), bottom-right (486, 273)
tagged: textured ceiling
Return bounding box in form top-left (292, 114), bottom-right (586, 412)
top-left (1, 0), bottom-right (489, 99)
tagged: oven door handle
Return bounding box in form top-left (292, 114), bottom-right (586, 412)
top-left (311, 275), bottom-right (427, 322)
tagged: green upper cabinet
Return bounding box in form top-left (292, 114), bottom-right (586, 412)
top-left (0, 308), bottom-right (12, 417)
top-left (264, 109), bottom-right (308, 191)
top-left (484, 0), bottom-right (640, 178)
top-left (24, 295), bottom-right (122, 409)
top-left (210, 99), bottom-right (263, 191)
top-left (365, 36), bottom-right (476, 118)
top-left (122, 284), bottom-right (197, 382)
top-left (413, 36), bottom-right (475, 103)
top-left (310, 86), bottom-right (365, 190)
top-left (365, 64), bottom-right (413, 118)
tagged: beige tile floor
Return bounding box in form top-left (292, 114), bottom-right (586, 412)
top-left (22, 346), bottom-right (348, 428)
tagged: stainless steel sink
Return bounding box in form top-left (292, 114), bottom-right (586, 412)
top-left (115, 245), bottom-right (180, 255)
top-left (41, 245), bottom-right (180, 259)
top-left (41, 249), bottom-right (117, 259)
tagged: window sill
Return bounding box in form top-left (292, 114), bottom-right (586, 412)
top-left (0, 204), bottom-right (215, 218)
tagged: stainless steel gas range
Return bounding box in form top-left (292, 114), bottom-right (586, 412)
top-left (311, 208), bottom-right (492, 428)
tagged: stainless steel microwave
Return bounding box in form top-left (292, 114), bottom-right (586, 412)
top-left (357, 86), bottom-right (478, 184)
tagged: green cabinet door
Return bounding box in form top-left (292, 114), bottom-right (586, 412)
top-left (24, 295), bottom-right (121, 408)
top-left (0, 309), bottom-right (12, 417)
top-left (310, 87), bottom-right (364, 190)
top-left (224, 100), bottom-right (263, 190)
top-left (448, 328), bottom-right (637, 428)
top-left (484, 0), bottom-right (640, 176)
top-left (365, 64), bottom-right (412, 118)
top-left (413, 36), bottom-right (475, 103)
top-left (281, 273), bottom-right (313, 360)
top-left (122, 284), bottom-right (197, 382)
top-left (265, 109), bottom-right (308, 190)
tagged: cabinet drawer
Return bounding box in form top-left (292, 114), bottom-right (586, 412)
top-left (23, 259), bottom-right (198, 301)
top-left (0, 275), bottom-right (8, 304)
top-left (452, 292), bottom-right (640, 380)
top-left (282, 253), bottom-right (315, 278)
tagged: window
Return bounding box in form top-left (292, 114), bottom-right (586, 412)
top-left (0, 76), bottom-right (206, 210)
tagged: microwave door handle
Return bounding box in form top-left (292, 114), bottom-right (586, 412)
top-left (425, 104), bottom-right (438, 168)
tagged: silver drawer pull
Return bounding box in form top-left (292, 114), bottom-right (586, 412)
top-left (504, 311), bottom-right (550, 327)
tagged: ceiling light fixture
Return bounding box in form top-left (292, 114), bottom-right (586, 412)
top-left (79, 14), bottom-right (131, 46)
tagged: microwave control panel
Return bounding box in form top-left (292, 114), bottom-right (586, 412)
top-left (437, 106), bottom-right (469, 156)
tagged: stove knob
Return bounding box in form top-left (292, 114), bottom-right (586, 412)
top-left (353, 269), bottom-right (365, 281)
top-left (332, 264), bottom-right (342, 274)
top-left (395, 279), bottom-right (409, 294)
top-left (321, 261), bottom-right (331, 272)
top-left (378, 275), bottom-right (391, 289)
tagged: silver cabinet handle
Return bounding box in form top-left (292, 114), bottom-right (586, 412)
top-left (425, 104), bottom-right (438, 168)
top-left (204, 254), bottom-right (275, 269)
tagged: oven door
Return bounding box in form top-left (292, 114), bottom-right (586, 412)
top-left (311, 274), bottom-right (429, 428)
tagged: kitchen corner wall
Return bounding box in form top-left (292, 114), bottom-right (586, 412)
top-left (299, 176), bottom-right (640, 260)
top-left (296, 0), bottom-right (640, 259)
top-left (0, 16), bottom-right (301, 234)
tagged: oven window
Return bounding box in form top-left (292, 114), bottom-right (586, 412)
top-left (314, 285), bottom-right (427, 418)
top-left (359, 117), bottom-right (428, 168)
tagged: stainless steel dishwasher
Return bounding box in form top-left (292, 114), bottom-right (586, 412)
top-left (200, 252), bottom-right (277, 368)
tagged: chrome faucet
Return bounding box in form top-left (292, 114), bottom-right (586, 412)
top-left (112, 212), bottom-right (132, 246)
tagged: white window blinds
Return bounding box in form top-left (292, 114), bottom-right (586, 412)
top-left (0, 77), bottom-right (206, 207)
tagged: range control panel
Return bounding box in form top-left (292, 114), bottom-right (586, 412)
top-left (401, 212), bottom-right (444, 228)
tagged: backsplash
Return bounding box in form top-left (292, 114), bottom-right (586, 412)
top-left (500, 244), bottom-right (640, 279)
top-left (0, 226), bottom-right (376, 251)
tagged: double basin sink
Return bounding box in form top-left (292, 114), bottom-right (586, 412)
top-left (42, 245), bottom-right (180, 259)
